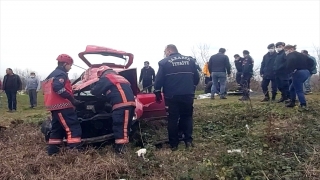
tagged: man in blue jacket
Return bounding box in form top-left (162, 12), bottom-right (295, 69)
top-left (154, 44), bottom-right (200, 151)
top-left (273, 42), bottom-right (290, 103)
top-left (260, 43), bottom-right (278, 102)
top-left (239, 50), bottom-right (254, 101)
top-left (301, 50), bottom-right (317, 94)
top-left (234, 54), bottom-right (244, 90)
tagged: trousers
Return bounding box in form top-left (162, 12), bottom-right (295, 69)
top-left (165, 94), bottom-right (194, 148)
top-left (275, 75), bottom-right (290, 99)
top-left (5, 90), bottom-right (17, 110)
top-left (142, 79), bottom-right (153, 93)
top-left (47, 108), bottom-right (82, 155)
top-left (290, 70), bottom-right (310, 106)
top-left (112, 106), bottom-right (135, 144)
top-left (261, 78), bottom-right (277, 97)
top-left (28, 89), bottom-right (38, 107)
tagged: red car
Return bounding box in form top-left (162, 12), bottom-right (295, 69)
top-left (41, 45), bottom-right (167, 144)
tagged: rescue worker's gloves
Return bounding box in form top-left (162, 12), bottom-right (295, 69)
top-left (153, 90), bottom-right (162, 103)
top-left (71, 98), bottom-right (82, 106)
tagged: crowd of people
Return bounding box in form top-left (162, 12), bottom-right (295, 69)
top-left (201, 42), bottom-right (317, 108)
top-left (0, 43), bottom-right (317, 156)
top-left (0, 69), bottom-right (41, 112)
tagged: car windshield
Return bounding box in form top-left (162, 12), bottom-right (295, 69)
top-left (84, 54), bottom-right (128, 66)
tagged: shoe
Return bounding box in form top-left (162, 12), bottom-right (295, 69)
top-left (47, 145), bottom-right (60, 156)
top-left (299, 105), bottom-right (309, 111)
top-left (285, 99), bottom-right (291, 104)
top-left (285, 102), bottom-right (296, 108)
top-left (260, 97), bottom-right (270, 102)
top-left (210, 94), bottom-right (215, 100)
top-left (7, 110), bottom-right (12, 113)
top-left (220, 96), bottom-right (227, 99)
top-left (305, 91), bottom-right (313, 95)
top-left (114, 144), bottom-right (126, 154)
top-left (185, 142), bottom-right (195, 149)
top-left (170, 146), bottom-right (178, 151)
top-left (277, 97), bottom-right (288, 103)
top-left (239, 96), bottom-right (249, 101)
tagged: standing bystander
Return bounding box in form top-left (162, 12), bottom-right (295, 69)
top-left (25, 72), bottom-right (41, 108)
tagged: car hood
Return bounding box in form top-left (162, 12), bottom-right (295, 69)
top-left (72, 45), bottom-right (139, 95)
top-left (78, 45), bottom-right (133, 69)
top-left (72, 67), bottom-right (140, 96)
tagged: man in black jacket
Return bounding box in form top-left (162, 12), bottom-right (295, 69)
top-left (260, 43), bottom-right (278, 102)
top-left (208, 48), bottom-right (231, 99)
top-left (273, 42), bottom-right (290, 103)
top-left (154, 44), bottom-right (200, 151)
top-left (139, 61), bottom-right (155, 93)
top-left (239, 50), bottom-right (254, 101)
top-left (234, 54), bottom-right (244, 90)
top-left (1, 68), bottom-right (22, 112)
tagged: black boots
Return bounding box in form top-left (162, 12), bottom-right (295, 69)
top-left (114, 144), bottom-right (126, 154)
top-left (261, 92), bottom-right (276, 102)
top-left (285, 100), bottom-right (296, 108)
top-left (239, 95), bottom-right (249, 101)
top-left (47, 145), bottom-right (60, 156)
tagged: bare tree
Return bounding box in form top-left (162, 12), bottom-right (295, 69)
top-left (191, 43), bottom-right (211, 68)
top-left (191, 44), bottom-right (212, 90)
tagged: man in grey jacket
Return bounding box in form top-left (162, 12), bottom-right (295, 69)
top-left (301, 50), bottom-right (317, 94)
top-left (25, 72), bottom-right (41, 108)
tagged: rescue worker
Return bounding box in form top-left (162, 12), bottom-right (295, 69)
top-left (234, 54), bottom-right (244, 90)
top-left (43, 54), bottom-right (82, 156)
top-left (284, 45), bottom-right (313, 108)
top-left (139, 61), bottom-right (155, 93)
top-left (90, 65), bottom-right (136, 154)
top-left (154, 44), bottom-right (200, 151)
top-left (239, 50), bottom-right (254, 101)
top-left (260, 43), bottom-right (278, 102)
top-left (273, 42), bottom-right (290, 103)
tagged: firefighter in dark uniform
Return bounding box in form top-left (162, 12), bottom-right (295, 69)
top-left (234, 54), bottom-right (244, 90)
top-left (273, 42), bottom-right (290, 103)
top-left (260, 43), bottom-right (278, 102)
top-left (154, 44), bottom-right (200, 151)
top-left (239, 50), bottom-right (254, 101)
top-left (43, 54), bottom-right (82, 156)
top-left (90, 65), bottom-right (136, 154)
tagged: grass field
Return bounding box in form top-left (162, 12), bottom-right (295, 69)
top-left (0, 92), bottom-right (320, 180)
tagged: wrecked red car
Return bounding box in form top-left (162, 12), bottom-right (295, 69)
top-left (41, 45), bottom-right (167, 144)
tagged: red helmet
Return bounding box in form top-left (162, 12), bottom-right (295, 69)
top-left (97, 65), bottom-right (112, 77)
top-left (57, 54), bottom-right (74, 65)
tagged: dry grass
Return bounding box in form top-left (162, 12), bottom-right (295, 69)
top-left (0, 92), bottom-right (320, 179)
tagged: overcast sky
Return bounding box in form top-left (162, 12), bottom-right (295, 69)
top-left (1, 0), bottom-right (319, 80)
